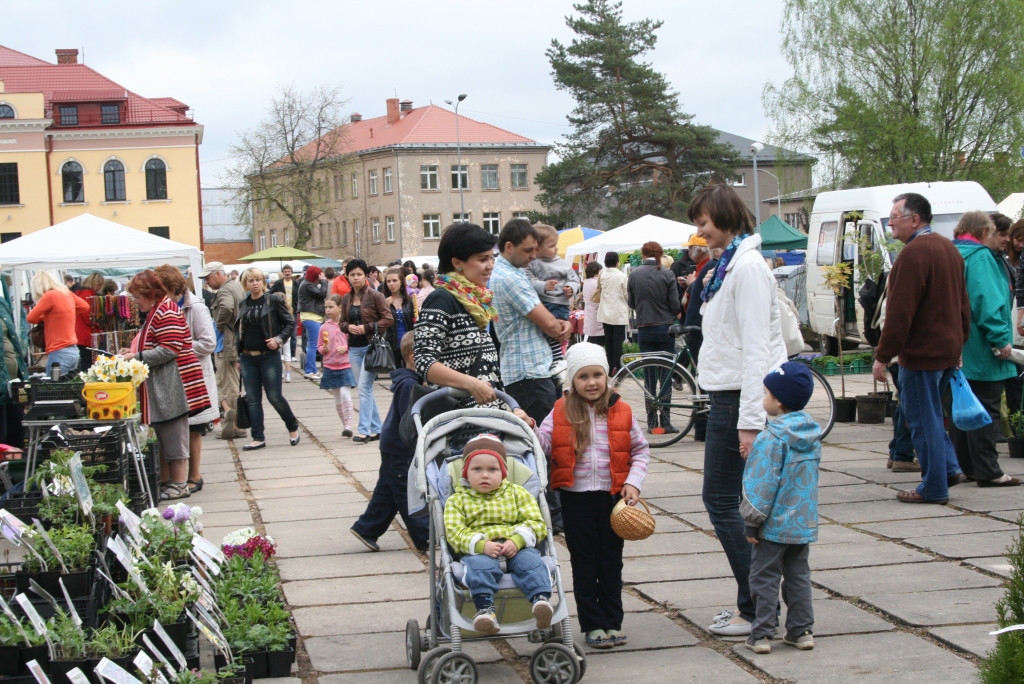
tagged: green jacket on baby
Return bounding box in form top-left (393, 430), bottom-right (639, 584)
top-left (443, 480), bottom-right (547, 555)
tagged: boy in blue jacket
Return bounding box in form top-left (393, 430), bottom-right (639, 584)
top-left (351, 332), bottom-right (429, 551)
top-left (740, 362), bottom-right (821, 654)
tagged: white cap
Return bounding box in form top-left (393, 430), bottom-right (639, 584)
top-left (565, 342), bottom-right (609, 385)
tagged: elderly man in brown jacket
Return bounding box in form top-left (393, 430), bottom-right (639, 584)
top-left (201, 262), bottom-right (246, 439)
top-left (872, 193), bottom-right (970, 504)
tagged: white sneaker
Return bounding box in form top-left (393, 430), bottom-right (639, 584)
top-left (532, 599), bottom-right (553, 629)
top-left (285, 373), bottom-right (291, 383)
top-left (711, 609), bottom-right (735, 623)
top-left (708, 617), bottom-right (751, 636)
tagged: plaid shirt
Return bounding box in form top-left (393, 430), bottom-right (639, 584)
top-left (444, 480), bottom-right (547, 555)
top-left (491, 255), bottom-right (552, 384)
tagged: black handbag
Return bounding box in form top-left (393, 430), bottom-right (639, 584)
top-left (235, 393), bottom-right (251, 430)
top-left (364, 322), bottom-right (396, 375)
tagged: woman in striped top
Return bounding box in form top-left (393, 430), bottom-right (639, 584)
top-left (122, 270), bottom-right (211, 501)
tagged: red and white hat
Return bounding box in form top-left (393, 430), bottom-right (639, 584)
top-left (461, 434), bottom-right (508, 480)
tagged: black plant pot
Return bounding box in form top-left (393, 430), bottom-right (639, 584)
top-left (60, 568), bottom-right (93, 599)
top-left (245, 651), bottom-right (268, 680)
top-left (856, 395), bottom-right (888, 424)
top-left (288, 635), bottom-right (297, 663)
top-left (267, 650), bottom-right (293, 678)
top-left (0, 645), bottom-right (21, 676)
top-left (835, 398), bottom-right (858, 423)
top-left (50, 659), bottom-right (89, 684)
top-left (1009, 437), bottom-right (1024, 459)
top-left (20, 644), bottom-right (49, 674)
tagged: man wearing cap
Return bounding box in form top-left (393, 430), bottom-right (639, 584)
top-left (200, 262), bottom-right (246, 439)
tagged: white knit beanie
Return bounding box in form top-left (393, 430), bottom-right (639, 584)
top-left (565, 342), bottom-right (610, 385)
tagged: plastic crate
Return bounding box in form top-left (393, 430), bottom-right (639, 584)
top-left (27, 380), bottom-right (85, 404)
top-left (1, 491), bottom-right (42, 524)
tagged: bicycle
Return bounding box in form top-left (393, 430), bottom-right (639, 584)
top-left (611, 323), bottom-right (836, 447)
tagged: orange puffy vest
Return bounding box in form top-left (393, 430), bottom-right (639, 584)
top-left (549, 395), bottom-right (634, 494)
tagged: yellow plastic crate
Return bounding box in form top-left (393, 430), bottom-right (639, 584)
top-left (82, 382), bottom-right (137, 420)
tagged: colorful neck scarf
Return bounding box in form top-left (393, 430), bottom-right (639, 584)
top-left (702, 234), bottom-right (749, 303)
top-left (435, 272), bottom-right (496, 329)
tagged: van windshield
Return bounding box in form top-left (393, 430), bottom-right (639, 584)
top-left (881, 213), bottom-right (963, 241)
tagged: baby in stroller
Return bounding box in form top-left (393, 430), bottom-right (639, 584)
top-left (443, 434), bottom-right (555, 635)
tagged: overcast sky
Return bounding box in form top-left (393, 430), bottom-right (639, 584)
top-left (3, 0), bottom-right (791, 183)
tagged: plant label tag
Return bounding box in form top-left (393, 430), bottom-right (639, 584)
top-left (0, 508), bottom-right (25, 545)
top-left (24, 659), bottom-right (50, 684)
top-left (58, 577), bottom-right (83, 628)
top-left (133, 651), bottom-right (169, 684)
top-left (30, 520), bottom-right (67, 573)
top-left (141, 634), bottom-right (176, 679)
top-left (109, 536), bottom-right (149, 594)
top-left (190, 566), bottom-right (214, 595)
top-left (68, 454), bottom-right (93, 517)
top-left (186, 607), bottom-right (226, 651)
top-left (152, 620), bottom-right (188, 670)
top-left (191, 535), bottom-right (226, 564)
top-left (197, 587), bottom-right (215, 613)
top-left (115, 502), bottom-right (144, 545)
top-left (193, 547), bottom-right (221, 575)
top-left (65, 668), bottom-right (91, 684)
top-left (14, 594), bottom-right (48, 638)
top-left (28, 580), bottom-right (61, 617)
top-left (94, 658), bottom-right (143, 684)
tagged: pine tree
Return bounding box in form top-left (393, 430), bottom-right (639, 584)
top-left (979, 515), bottom-right (1024, 682)
top-left (535, 0), bottom-right (738, 228)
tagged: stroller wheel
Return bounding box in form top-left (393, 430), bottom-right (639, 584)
top-left (529, 643), bottom-right (580, 684)
top-left (418, 647), bottom-right (450, 684)
top-left (430, 651), bottom-right (478, 684)
top-left (545, 638), bottom-right (586, 681)
top-left (406, 619), bottom-right (421, 670)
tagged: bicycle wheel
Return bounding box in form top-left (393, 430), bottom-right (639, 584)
top-left (612, 357), bottom-right (698, 447)
top-left (804, 366), bottom-right (836, 441)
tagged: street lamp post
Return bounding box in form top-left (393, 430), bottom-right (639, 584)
top-left (751, 142), bottom-right (764, 231)
top-left (445, 94), bottom-right (468, 219)
top-left (757, 168), bottom-right (783, 219)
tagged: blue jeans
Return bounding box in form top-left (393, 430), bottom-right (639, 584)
top-left (543, 302), bottom-right (570, 320)
top-left (637, 325), bottom-right (676, 429)
top-left (351, 452), bottom-right (428, 549)
top-left (240, 351), bottom-right (299, 442)
top-left (899, 367), bottom-right (962, 501)
top-left (303, 319), bottom-right (321, 375)
top-left (702, 390), bottom-right (754, 621)
top-left (888, 364), bottom-right (914, 462)
top-left (348, 345), bottom-right (382, 435)
top-left (46, 345), bottom-right (80, 376)
top-left (461, 547), bottom-right (551, 602)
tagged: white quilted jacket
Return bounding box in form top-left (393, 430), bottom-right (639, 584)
top-left (697, 234), bottom-right (787, 430)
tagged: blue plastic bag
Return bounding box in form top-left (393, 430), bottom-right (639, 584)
top-left (951, 370), bottom-right (992, 431)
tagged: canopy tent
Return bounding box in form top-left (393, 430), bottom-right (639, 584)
top-left (0, 214), bottom-right (203, 331)
top-left (758, 215), bottom-right (808, 250)
top-left (564, 215), bottom-right (696, 258)
top-left (998, 193), bottom-right (1024, 221)
top-left (557, 226), bottom-right (601, 258)
top-left (403, 255), bottom-right (440, 269)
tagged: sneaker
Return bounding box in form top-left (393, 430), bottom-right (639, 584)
top-left (585, 630), bottom-right (613, 649)
top-left (606, 629), bottom-right (627, 646)
top-left (349, 528), bottom-right (379, 552)
top-left (744, 636), bottom-right (771, 654)
top-left (532, 599), bottom-right (553, 629)
top-left (708, 617), bottom-right (751, 636)
top-left (783, 631), bottom-right (814, 650)
top-left (473, 609), bottom-right (500, 635)
top-left (892, 460), bottom-right (921, 472)
top-left (308, 373), bottom-right (322, 381)
top-left (285, 372), bottom-right (291, 383)
top-left (342, 427), bottom-right (353, 438)
top-left (711, 609), bottom-right (735, 623)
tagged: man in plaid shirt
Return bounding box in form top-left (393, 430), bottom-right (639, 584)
top-left (443, 435), bottom-right (553, 634)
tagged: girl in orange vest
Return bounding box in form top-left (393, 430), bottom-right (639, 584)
top-left (533, 342), bottom-right (650, 649)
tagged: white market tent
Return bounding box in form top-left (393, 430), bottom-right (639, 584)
top-left (0, 213), bottom-right (203, 331)
top-left (564, 214), bottom-right (697, 258)
top-left (998, 193), bottom-right (1024, 221)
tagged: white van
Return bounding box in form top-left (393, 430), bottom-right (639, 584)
top-left (805, 181), bottom-right (998, 354)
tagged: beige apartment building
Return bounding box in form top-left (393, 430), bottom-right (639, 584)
top-left (252, 99), bottom-right (550, 265)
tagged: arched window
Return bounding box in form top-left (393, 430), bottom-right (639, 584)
top-left (104, 160), bottom-right (125, 202)
top-left (0, 105), bottom-right (14, 119)
top-left (61, 161), bottom-right (84, 203)
top-left (145, 158), bottom-right (167, 200)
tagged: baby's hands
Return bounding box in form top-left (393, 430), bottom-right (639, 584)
top-left (562, 285), bottom-right (573, 297)
top-left (500, 540), bottom-right (518, 558)
top-left (483, 541), bottom-right (504, 558)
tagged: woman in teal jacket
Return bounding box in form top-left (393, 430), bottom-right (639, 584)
top-left (951, 212), bottom-right (1020, 487)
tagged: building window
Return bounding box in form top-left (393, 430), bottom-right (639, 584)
top-left (61, 161), bottom-right (84, 203)
top-left (59, 106), bottom-right (78, 126)
top-left (453, 212), bottom-right (471, 224)
top-left (0, 163), bottom-right (19, 205)
top-left (481, 164), bottom-right (498, 190)
top-left (341, 220), bottom-right (348, 246)
top-left (423, 214), bottom-right (441, 239)
top-left (730, 174), bottom-right (746, 187)
top-left (101, 105), bottom-right (120, 125)
top-left (351, 173), bottom-right (358, 198)
top-left (0, 105), bottom-right (14, 119)
top-left (512, 211), bottom-right (530, 220)
top-left (321, 223), bottom-right (332, 247)
top-left (420, 165), bottom-right (438, 190)
top-left (483, 212), bottom-right (500, 235)
top-left (271, 230), bottom-right (278, 247)
top-left (104, 160), bottom-right (126, 202)
top-left (353, 219), bottom-right (360, 244)
top-left (148, 226), bottom-right (170, 239)
top-left (368, 170), bottom-right (378, 196)
top-left (510, 164), bottom-right (528, 189)
top-left (371, 218), bottom-right (381, 243)
top-left (0, 232), bottom-right (21, 243)
top-left (145, 159), bottom-right (167, 200)
top-left (386, 216), bottom-right (395, 242)
top-left (451, 164), bottom-right (468, 190)
top-left (383, 167), bottom-right (392, 193)
top-left (259, 233), bottom-right (266, 250)
top-left (333, 174), bottom-right (341, 200)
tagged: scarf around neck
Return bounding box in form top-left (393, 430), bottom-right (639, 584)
top-left (702, 233), bottom-right (749, 303)
top-left (435, 272), bottom-right (496, 329)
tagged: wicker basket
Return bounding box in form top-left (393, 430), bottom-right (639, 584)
top-left (610, 497), bottom-right (656, 541)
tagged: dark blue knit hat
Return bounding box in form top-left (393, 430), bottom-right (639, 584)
top-left (763, 362), bottom-right (814, 411)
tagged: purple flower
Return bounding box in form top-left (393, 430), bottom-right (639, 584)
top-left (173, 506), bottom-right (192, 524)
top-left (162, 508), bottom-right (175, 520)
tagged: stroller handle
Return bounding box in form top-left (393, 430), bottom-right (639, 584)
top-left (410, 386), bottom-right (520, 417)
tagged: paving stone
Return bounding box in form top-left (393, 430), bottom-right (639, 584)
top-left (904, 530), bottom-right (1018, 559)
top-left (319, 662), bottom-right (518, 684)
top-left (283, 572), bottom-right (428, 606)
top-left (201, 470), bottom-right (240, 484)
top-left (645, 495), bottom-right (707, 514)
top-left (248, 474), bottom-right (351, 491)
top-left (250, 482), bottom-right (359, 500)
top-left (574, 646), bottom-right (758, 683)
top-left (293, 598), bottom-right (426, 635)
top-left (242, 462), bottom-right (340, 480)
top-left (622, 531), bottom-right (722, 557)
top-left (507, 611), bottom-right (698, 656)
top-left (929, 624), bottom-right (998, 659)
top-left (681, 598), bottom-right (892, 638)
top-left (277, 550), bottom-right (424, 581)
top-left (676, 511), bottom-right (713, 531)
top-left (637, 577), bottom-right (828, 612)
top-left (305, 632), bottom-right (499, 672)
top-left (814, 524), bottom-right (873, 545)
top-left (963, 556), bottom-right (1013, 579)
top-left (820, 446), bottom-right (881, 462)
top-left (936, 486), bottom-right (1024, 514)
top-left (814, 562), bottom-right (1001, 597)
top-left (633, 472), bottom-right (704, 498)
top-left (818, 471), bottom-right (868, 487)
top-left (560, 590), bottom-right (651, 617)
top-left (856, 516), bottom-right (1017, 539)
top-left (623, 552), bottom-right (734, 584)
top-left (808, 541), bottom-right (931, 570)
top-left (648, 514), bottom-right (692, 534)
top-left (826, 464), bottom-right (925, 485)
top-left (731, 631), bottom-right (977, 683)
top-left (819, 499), bottom-right (961, 524)
top-left (265, 519), bottom-right (408, 557)
top-left (988, 509), bottom-right (1024, 523)
top-left (816, 483), bottom-right (893, 505)
top-left (260, 500), bottom-right (372, 523)
top-left (860, 587), bottom-right (1003, 626)
top-left (194, 510), bottom-right (254, 528)
top-left (186, 495), bottom-right (251, 514)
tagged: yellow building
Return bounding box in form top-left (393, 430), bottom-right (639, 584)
top-left (0, 46), bottom-right (203, 247)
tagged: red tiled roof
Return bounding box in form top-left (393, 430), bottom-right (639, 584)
top-left (51, 88), bottom-right (127, 102)
top-left (150, 97), bottom-right (189, 111)
top-left (0, 46), bottom-right (194, 126)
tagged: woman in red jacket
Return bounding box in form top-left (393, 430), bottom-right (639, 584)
top-left (27, 271), bottom-right (89, 375)
top-left (74, 272), bottom-right (105, 371)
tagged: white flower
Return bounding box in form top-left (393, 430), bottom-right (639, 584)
top-left (222, 527), bottom-right (257, 546)
top-left (189, 507), bottom-right (203, 520)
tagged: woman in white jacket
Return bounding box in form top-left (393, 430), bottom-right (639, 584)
top-left (596, 252), bottom-right (629, 375)
top-left (687, 184), bottom-right (787, 638)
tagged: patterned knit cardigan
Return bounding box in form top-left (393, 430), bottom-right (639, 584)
top-left (136, 297), bottom-right (211, 424)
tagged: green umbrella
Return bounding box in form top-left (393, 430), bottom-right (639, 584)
top-left (238, 246), bottom-right (324, 262)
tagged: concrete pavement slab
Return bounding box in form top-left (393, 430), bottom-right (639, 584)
top-left (507, 611), bottom-right (698, 656)
top-left (676, 511), bottom-right (713, 531)
top-left (856, 516), bottom-right (1017, 539)
top-left (818, 484), bottom-right (899, 505)
top-left (636, 577), bottom-right (827, 612)
top-left (682, 598), bottom-right (893, 638)
top-left (860, 587), bottom-right (1003, 626)
top-left (259, 501), bottom-right (373, 523)
top-left (560, 590), bottom-right (651, 617)
top-left (623, 551), bottom-right (734, 584)
top-left (319, 663), bottom-right (521, 684)
top-left (818, 471), bottom-right (869, 487)
top-left (248, 474), bottom-right (351, 490)
top-left (808, 541), bottom-right (931, 570)
top-left (929, 624), bottom-right (997, 659)
top-left (819, 500), bottom-right (961, 524)
top-left (276, 550), bottom-right (424, 581)
top-left (814, 562), bottom-right (1001, 597)
top-left (927, 486), bottom-right (1024, 514)
top-left (647, 514), bottom-right (692, 533)
top-left (183, 496), bottom-right (250, 514)
top-left (282, 571), bottom-right (428, 606)
top-left (250, 483), bottom-right (359, 500)
top-left (904, 530), bottom-right (1018, 559)
top-left (574, 647), bottom-right (759, 684)
top-left (292, 598), bottom-right (427, 635)
top-left (814, 524), bottom-right (873, 545)
top-left (242, 462), bottom-right (340, 480)
top-left (304, 632), bottom-right (499, 672)
top-left (265, 519), bottom-right (408, 557)
top-left (622, 532), bottom-right (723, 557)
top-left (194, 510), bottom-right (254, 528)
top-left (645, 495), bottom-right (707, 514)
top-left (988, 509), bottom-right (1024, 523)
top-left (825, 464), bottom-right (924, 485)
top-left (963, 556), bottom-right (1013, 579)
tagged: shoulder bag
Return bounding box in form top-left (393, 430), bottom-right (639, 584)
top-left (364, 322), bottom-right (396, 375)
top-left (590, 273), bottom-right (603, 303)
top-left (29, 321), bottom-right (45, 350)
top-left (235, 393), bottom-right (251, 429)
top-left (776, 287), bottom-right (804, 358)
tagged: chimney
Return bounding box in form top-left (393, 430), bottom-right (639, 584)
top-left (400, 100), bottom-right (413, 112)
top-left (55, 49), bottom-right (79, 65)
top-left (386, 98), bottom-right (400, 124)
top-left (350, 112), bottom-right (362, 122)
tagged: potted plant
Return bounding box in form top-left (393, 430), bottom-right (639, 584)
top-left (90, 482), bottom-right (129, 535)
top-left (19, 524), bottom-right (96, 598)
top-left (87, 624), bottom-right (140, 682)
top-left (49, 612), bottom-right (88, 683)
top-left (820, 262), bottom-right (857, 421)
top-left (1009, 412), bottom-right (1024, 459)
top-left (0, 614), bottom-right (27, 676)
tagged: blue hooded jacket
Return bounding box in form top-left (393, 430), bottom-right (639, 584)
top-left (740, 411), bottom-right (821, 544)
